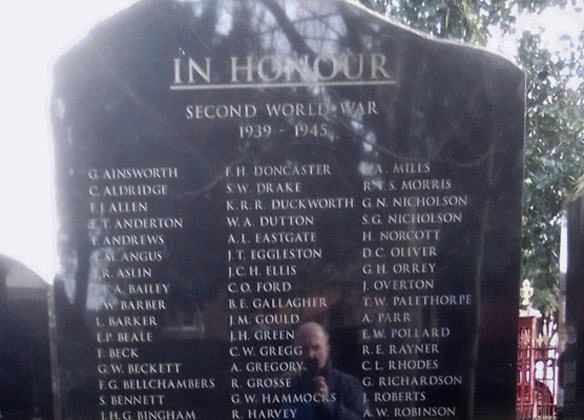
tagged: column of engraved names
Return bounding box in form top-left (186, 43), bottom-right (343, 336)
top-left (88, 167), bottom-right (197, 420)
top-left (225, 163), bottom-right (349, 420)
top-left (359, 162), bottom-right (471, 419)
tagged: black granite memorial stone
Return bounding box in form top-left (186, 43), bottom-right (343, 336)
top-left (0, 256), bottom-right (53, 420)
top-left (558, 192), bottom-right (584, 420)
top-left (50, 1), bottom-right (525, 419)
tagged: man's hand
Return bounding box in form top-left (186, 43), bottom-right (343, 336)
top-left (312, 376), bottom-right (329, 399)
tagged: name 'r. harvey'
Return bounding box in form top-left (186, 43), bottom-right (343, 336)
top-left (172, 54), bottom-right (393, 86)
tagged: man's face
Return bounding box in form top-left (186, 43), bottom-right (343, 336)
top-left (297, 324), bottom-right (330, 370)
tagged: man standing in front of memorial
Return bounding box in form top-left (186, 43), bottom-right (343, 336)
top-left (290, 322), bottom-right (367, 420)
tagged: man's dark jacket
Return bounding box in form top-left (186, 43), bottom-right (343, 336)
top-left (290, 360), bottom-right (367, 420)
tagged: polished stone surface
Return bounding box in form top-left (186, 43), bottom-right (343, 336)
top-left (51, 1), bottom-right (525, 419)
top-left (0, 255), bottom-right (53, 420)
top-left (559, 193), bottom-right (584, 419)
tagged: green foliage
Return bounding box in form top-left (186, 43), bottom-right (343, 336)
top-left (575, 173), bottom-right (584, 194)
top-left (384, 0), bottom-right (492, 44)
top-left (360, 0), bottom-right (584, 317)
top-left (382, 0), bottom-right (572, 44)
top-left (519, 31), bottom-right (584, 315)
top-left (358, 0), bottom-right (388, 14)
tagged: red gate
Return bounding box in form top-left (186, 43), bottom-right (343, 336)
top-left (517, 316), bottom-right (558, 419)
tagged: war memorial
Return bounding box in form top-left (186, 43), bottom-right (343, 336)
top-left (48, 1), bottom-right (525, 419)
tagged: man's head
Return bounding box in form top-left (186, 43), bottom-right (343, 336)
top-left (295, 322), bottom-right (330, 370)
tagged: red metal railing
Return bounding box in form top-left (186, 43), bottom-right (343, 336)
top-left (517, 316), bottom-right (558, 419)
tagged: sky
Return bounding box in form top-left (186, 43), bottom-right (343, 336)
top-left (0, 1), bottom-right (140, 280)
top-left (488, 3), bottom-right (584, 57)
top-left (0, 1), bottom-right (582, 282)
